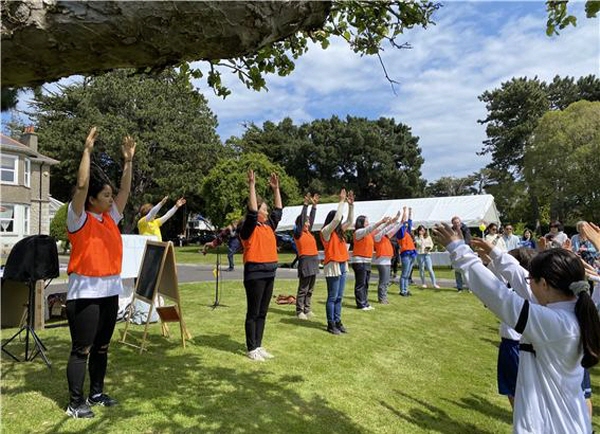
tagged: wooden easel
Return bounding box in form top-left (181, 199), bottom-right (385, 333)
top-left (121, 241), bottom-right (191, 353)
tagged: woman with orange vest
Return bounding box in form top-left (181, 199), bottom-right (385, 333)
top-left (397, 207), bottom-right (417, 297)
top-left (320, 188), bottom-right (354, 335)
top-left (239, 169), bottom-right (282, 361)
top-left (352, 215), bottom-right (389, 310)
top-left (65, 127), bottom-right (136, 419)
top-left (373, 211), bottom-right (403, 304)
top-left (293, 193), bottom-right (320, 320)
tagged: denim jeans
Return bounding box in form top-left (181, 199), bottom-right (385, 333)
top-left (417, 254), bottom-right (437, 286)
top-left (455, 270), bottom-right (464, 290)
top-left (352, 262), bottom-right (371, 308)
top-left (325, 262), bottom-right (347, 323)
top-left (400, 254), bottom-right (416, 292)
top-left (227, 237), bottom-right (241, 270)
top-left (376, 264), bottom-right (390, 301)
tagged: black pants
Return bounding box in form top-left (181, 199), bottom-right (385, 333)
top-left (352, 263), bottom-right (371, 308)
top-left (244, 277), bottom-right (274, 351)
top-left (66, 295), bottom-right (118, 406)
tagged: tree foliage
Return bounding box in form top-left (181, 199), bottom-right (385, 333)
top-left (425, 175), bottom-right (477, 197)
top-left (201, 153), bottom-right (300, 229)
top-left (478, 74), bottom-right (600, 178)
top-left (32, 68), bottom-right (223, 232)
top-left (49, 203), bottom-right (68, 252)
top-left (545, 0), bottom-right (600, 36)
top-left (229, 116), bottom-right (425, 200)
top-left (524, 100), bottom-right (600, 222)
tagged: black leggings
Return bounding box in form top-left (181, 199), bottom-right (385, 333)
top-left (66, 295), bottom-right (118, 406)
top-left (244, 278), bottom-right (274, 351)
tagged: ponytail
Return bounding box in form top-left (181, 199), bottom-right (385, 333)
top-left (574, 289), bottom-right (600, 368)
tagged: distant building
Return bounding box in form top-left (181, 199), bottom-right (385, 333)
top-left (1, 128), bottom-right (59, 257)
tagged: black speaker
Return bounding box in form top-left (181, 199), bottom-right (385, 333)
top-left (3, 235), bottom-right (59, 282)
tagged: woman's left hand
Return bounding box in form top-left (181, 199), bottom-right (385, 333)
top-left (122, 136), bottom-right (136, 161)
top-left (432, 222), bottom-right (461, 247)
top-left (269, 172), bottom-right (279, 190)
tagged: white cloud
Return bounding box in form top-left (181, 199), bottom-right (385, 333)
top-left (201, 1), bottom-right (598, 181)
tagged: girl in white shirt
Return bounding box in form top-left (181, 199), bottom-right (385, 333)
top-left (433, 223), bottom-right (600, 434)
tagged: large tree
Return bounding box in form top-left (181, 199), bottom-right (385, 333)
top-left (524, 100), bottom-right (600, 222)
top-left (230, 116), bottom-right (425, 200)
top-left (201, 152), bottom-right (300, 229)
top-left (32, 68), bottom-right (223, 233)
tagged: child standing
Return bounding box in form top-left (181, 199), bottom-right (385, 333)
top-left (434, 223), bottom-right (600, 433)
top-left (239, 170), bottom-right (282, 361)
top-left (65, 127), bottom-right (136, 418)
top-left (320, 189), bottom-right (354, 335)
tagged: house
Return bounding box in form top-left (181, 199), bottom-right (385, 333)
top-left (0, 127), bottom-right (59, 257)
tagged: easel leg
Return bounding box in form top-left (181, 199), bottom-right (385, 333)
top-left (139, 303), bottom-right (155, 354)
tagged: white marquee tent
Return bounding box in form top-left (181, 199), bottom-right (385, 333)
top-left (277, 194), bottom-right (501, 232)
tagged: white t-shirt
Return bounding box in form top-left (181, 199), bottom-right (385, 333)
top-left (449, 241), bottom-right (591, 434)
top-left (66, 202), bottom-right (124, 301)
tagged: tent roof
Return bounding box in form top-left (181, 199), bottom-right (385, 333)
top-left (277, 195), bottom-right (500, 232)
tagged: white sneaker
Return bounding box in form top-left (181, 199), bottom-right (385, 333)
top-left (257, 347), bottom-right (274, 359)
top-left (247, 349), bottom-right (265, 361)
top-left (360, 305), bottom-right (375, 311)
top-left (297, 312), bottom-right (308, 320)
top-left (421, 284), bottom-right (427, 288)
top-left (305, 311), bottom-right (315, 319)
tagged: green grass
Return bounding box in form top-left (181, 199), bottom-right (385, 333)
top-left (2, 279), bottom-right (598, 433)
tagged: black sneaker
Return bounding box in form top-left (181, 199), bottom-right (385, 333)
top-left (87, 393), bottom-right (118, 407)
top-left (336, 322), bottom-right (347, 333)
top-left (327, 322), bottom-right (341, 335)
top-left (66, 402), bottom-right (95, 418)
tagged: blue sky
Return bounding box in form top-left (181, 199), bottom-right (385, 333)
top-left (8, 1), bottom-right (599, 182)
top-left (194, 1), bottom-right (599, 181)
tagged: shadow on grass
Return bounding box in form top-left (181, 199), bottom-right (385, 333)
top-left (2, 331), bottom-right (363, 434)
top-left (279, 317), bottom-right (326, 331)
top-left (442, 393), bottom-right (513, 425)
top-left (381, 390), bottom-right (505, 434)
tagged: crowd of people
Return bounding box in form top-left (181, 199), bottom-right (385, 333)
top-left (63, 127), bottom-right (599, 433)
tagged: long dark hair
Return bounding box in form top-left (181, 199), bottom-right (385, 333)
top-left (355, 215), bottom-right (367, 230)
top-left (529, 249), bottom-right (600, 368)
top-left (85, 163), bottom-right (115, 210)
top-left (416, 225), bottom-right (428, 238)
top-left (507, 247), bottom-right (536, 269)
top-left (323, 209), bottom-right (344, 240)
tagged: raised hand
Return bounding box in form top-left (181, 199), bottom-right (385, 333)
top-left (311, 193), bottom-right (320, 205)
top-left (269, 172), bottom-right (279, 190)
top-left (581, 222), bottom-right (600, 250)
top-left (176, 197), bottom-right (186, 208)
top-left (248, 169), bottom-right (255, 185)
top-left (347, 190), bottom-right (355, 205)
top-left (122, 135), bottom-right (136, 161)
top-left (161, 196), bottom-right (169, 205)
top-left (432, 222), bottom-right (461, 247)
top-left (85, 126), bottom-right (97, 150)
top-left (304, 193), bottom-right (311, 205)
top-left (471, 237), bottom-right (494, 256)
top-left (537, 236), bottom-right (548, 251)
top-left (339, 188), bottom-right (347, 202)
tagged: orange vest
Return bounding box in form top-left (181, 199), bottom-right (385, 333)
top-left (242, 224), bottom-right (278, 264)
top-left (295, 229), bottom-right (318, 257)
top-left (400, 232), bottom-right (416, 253)
top-left (67, 212), bottom-right (122, 276)
top-left (320, 231), bottom-right (349, 264)
top-left (374, 235), bottom-right (394, 258)
top-left (353, 233), bottom-right (374, 259)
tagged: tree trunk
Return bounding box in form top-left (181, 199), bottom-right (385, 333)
top-left (1, 1), bottom-right (330, 88)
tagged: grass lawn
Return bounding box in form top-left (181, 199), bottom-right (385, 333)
top-left (2, 278), bottom-right (598, 433)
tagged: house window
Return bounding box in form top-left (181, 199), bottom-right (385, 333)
top-left (23, 205), bottom-right (30, 235)
top-left (0, 204), bottom-right (15, 233)
top-left (1, 154), bottom-right (18, 184)
top-left (24, 158), bottom-right (31, 187)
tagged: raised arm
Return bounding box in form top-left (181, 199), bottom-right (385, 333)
top-left (356, 217), bottom-right (389, 240)
top-left (158, 197), bottom-right (186, 225)
top-left (71, 127), bottom-right (97, 217)
top-left (247, 169), bottom-right (257, 212)
top-left (293, 195), bottom-right (310, 239)
top-left (270, 172), bottom-right (282, 210)
top-left (581, 222), bottom-right (600, 251)
top-left (114, 135), bottom-right (136, 214)
top-left (146, 196), bottom-right (168, 222)
top-left (308, 193), bottom-right (319, 231)
top-left (321, 189), bottom-right (346, 241)
top-left (341, 190), bottom-right (355, 231)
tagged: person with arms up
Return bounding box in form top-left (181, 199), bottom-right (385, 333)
top-left (451, 216), bottom-right (472, 292)
top-left (397, 207), bottom-right (417, 297)
top-left (320, 189), bottom-right (354, 335)
top-left (65, 127), bottom-right (136, 418)
top-left (373, 211), bottom-right (402, 304)
top-left (239, 170), bottom-right (282, 361)
top-left (433, 223), bottom-right (600, 433)
top-left (137, 196), bottom-right (186, 242)
top-left (293, 193), bottom-right (320, 320)
top-left (352, 214), bottom-right (388, 310)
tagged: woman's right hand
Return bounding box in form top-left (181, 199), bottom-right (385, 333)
top-left (85, 126), bottom-right (97, 150)
top-left (339, 188), bottom-right (347, 202)
top-left (248, 169), bottom-right (255, 185)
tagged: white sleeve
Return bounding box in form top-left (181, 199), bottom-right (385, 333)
top-left (157, 205), bottom-right (178, 225)
top-left (321, 201), bottom-right (345, 241)
top-left (109, 202), bottom-right (123, 225)
top-left (67, 202), bottom-right (87, 232)
top-left (145, 202), bottom-right (163, 222)
top-left (488, 247), bottom-right (538, 303)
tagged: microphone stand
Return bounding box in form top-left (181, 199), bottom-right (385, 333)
top-left (200, 217), bottom-right (226, 310)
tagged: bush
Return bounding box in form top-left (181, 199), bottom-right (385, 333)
top-left (50, 203), bottom-right (69, 253)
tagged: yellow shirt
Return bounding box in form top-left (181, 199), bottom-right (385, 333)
top-left (137, 216), bottom-right (162, 241)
